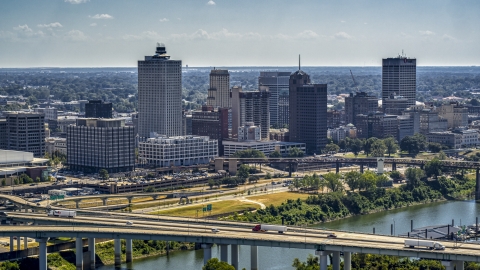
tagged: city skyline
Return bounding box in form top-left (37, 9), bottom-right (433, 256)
top-left (0, 0), bottom-right (479, 67)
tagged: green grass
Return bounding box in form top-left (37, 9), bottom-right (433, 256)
top-left (150, 200), bottom-right (260, 218)
top-left (248, 192), bottom-right (311, 206)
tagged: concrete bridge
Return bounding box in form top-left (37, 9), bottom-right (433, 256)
top-left (215, 157), bottom-right (480, 200)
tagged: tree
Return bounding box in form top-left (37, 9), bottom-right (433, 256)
top-left (208, 179), bottom-right (215, 189)
top-left (203, 258), bottom-right (235, 270)
top-left (289, 147), bottom-right (305, 158)
top-left (370, 140), bottom-right (386, 157)
top-left (427, 142), bottom-right (444, 153)
top-left (269, 151), bottom-right (281, 158)
top-left (424, 158), bottom-right (443, 179)
top-left (324, 143), bottom-right (340, 154)
top-left (438, 151), bottom-right (447, 160)
top-left (265, 172), bottom-right (272, 179)
top-left (405, 167), bottom-right (425, 189)
top-left (323, 172), bottom-right (343, 192)
top-left (344, 171), bottom-right (362, 191)
top-left (349, 138), bottom-right (364, 156)
top-left (1, 179), bottom-right (5, 187)
top-left (232, 149), bottom-right (266, 159)
top-left (0, 261), bottom-right (20, 270)
top-left (236, 165), bottom-right (250, 182)
top-left (363, 137), bottom-right (378, 157)
top-left (376, 174), bottom-right (390, 187)
top-left (248, 175), bottom-right (260, 183)
top-left (292, 254), bottom-right (319, 270)
top-left (359, 171), bottom-right (377, 190)
top-left (13, 179), bottom-right (19, 185)
top-left (99, 169), bottom-right (109, 181)
top-left (389, 170), bottom-right (403, 181)
top-left (400, 133), bottom-right (426, 157)
top-left (383, 137), bottom-right (399, 157)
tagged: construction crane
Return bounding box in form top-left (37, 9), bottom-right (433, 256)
top-left (350, 69), bottom-right (360, 93)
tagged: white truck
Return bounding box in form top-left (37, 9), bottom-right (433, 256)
top-left (404, 239), bottom-right (445, 250)
top-left (47, 210), bottom-right (76, 218)
top-left (252, 224), bottom-right (288, 233)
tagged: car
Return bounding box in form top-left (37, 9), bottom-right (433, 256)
top-left (29, 184), bottom-right (36, 186)
top-left (126, 221), bottom-right (133, 226)
top-left (327, 233), bottom-right (337, 238)
top-left (211, 228), bottom-right (220, 233)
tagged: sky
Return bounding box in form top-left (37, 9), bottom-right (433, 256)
top-left (0, 0), bottom-right (479, 67)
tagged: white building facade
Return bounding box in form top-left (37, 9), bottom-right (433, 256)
top-left (139, 135), bottom-right (218, 167)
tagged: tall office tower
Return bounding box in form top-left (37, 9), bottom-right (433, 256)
top-left (345, 92), bottom-right (378, 125)
top-left (258, 71), bottom-right (290, 127)
top-left (231, 86), bottom-right (270, 140)
top-left (138, 43), bottom-right (182, 138)
top-left (278, 93), bottom-right (289, 127)
top-left (192, 105), bottom-right (229, 156)
top-left (5, 112), bottom-right (45, 157)
top-left (289, 68), bottom-right (328, 154)
top-left (207, 69), bottom-right (230, 108)
top-left (0, 118), bottom-right (7, 149)
top-left (67, 118), bottom-right (135, 173)
top-left (382, 56), bottom-right (417, 109)
top-left (34, 107), bottom-right (58, 122)
top-left (85, 100), bottom-right (113, 118)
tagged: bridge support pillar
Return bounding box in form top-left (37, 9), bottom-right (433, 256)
top-left (88, 237), bottom-right (95, 269)
top-left (215, 158), bottom-right (224, 172)
top-left (476, 169), bottom-right (480, 201)
top-left (75, 200), bottom-right (80, 209)
top-left (220, 244), bottom-right (229, 263)
top-left (455, 261), bottom-right (464, 270)
top-left (332, 251), bottom-right (340, 270)
top-left (37, 238), bottom-right (49, 270)
top-left (102, 198), bottom-right (108, 206)
top-left (9, 236), bottom-right (13, 252)
top-left (360, 164), bottom-right (364, 173)
top-left (127, 197), bottom-right (133, 204)
top-left (151, 195), bottom-right (159, 200)
top-left (75, 238), bottom-right (83, 270)
top-left (24, 236), bottom-right (28, 250)
top-left (335, 162), bottom-right (340, 174)
top-left (315, 250), bottom-right (329, 270)
top-left (201, 244), bottom-right (213, 266)
top-left (392, 162), bottom-right (397, 171)
top-left (228, 159), bottom-right (238, 176)
top-left (251, 245), bottom-right (258, 270)
top-left (17, 236), bottom-right (20, 251)
top-left (441, 261), bottom-right (454, 270)
top-left (231, 244), bottom-right (239, 270)
top-left (114, 239), bottom-right (121, 267)
top-left (126, 238), bottom-right (133, 263)
top-left (344, 251), bottom-right (351, 270)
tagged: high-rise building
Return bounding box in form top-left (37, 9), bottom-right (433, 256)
top-left (344, 92), bottom-right (378, 125)
top-left (0, 118), bottom-right (7, 150)
top-left (67, 118), bottom-right (135, 173)
top-left (382, 57), bottom-right (417, 109)
top-left (355, 112), bottom-right (398, 139)
top-left (231, 86), bottom-right (270, 140)
top-left (34, 107), bottom-right (58, 122)
top-left (289, 68), bottom-right (328, 154)
top-left (278, 93), bottom-right (289, 127)
top-left (85, 100), bottom-right (113, 118)
top-left (383, 93), bottom-right (409, 115)
top-left (138, 43), bottom-right (182, 138)
top-left (207, 69), bottom-right (230, 108)
top-left (436, 102), bottom-right (468, 129)
top-left (5, 112), bottom-right (45, 157)
top-left (258, 71), bottom-right (290, 127)
top-left (192, 105), bottom-right (229, 156)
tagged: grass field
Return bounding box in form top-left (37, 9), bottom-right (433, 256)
top-left (248, 192), bottom-right (312, 207)
top-left (149, 200), bottom-right (260, 218)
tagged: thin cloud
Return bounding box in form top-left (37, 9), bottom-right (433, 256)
top-left (122, 31), bottom-right (162, 41)
top-left (340, 20), bottom-right (346, 23)
top-left (159, 18), bottom-right (169, 22)
top-left (207, 0), bottom-right (216, 5)
top-left (13, 25), bottom-right (33, 33)
top-left (37, 22), bottom-right (63, 28)
top-left (65, 30), bottom-right (87, 41)
top-left (334, 32), bottom-right (352, 39)
top-left (65, 0), bottom-right (89, 4)
top-left (442, 34), bottom-right (457, 41)
top-left (170, 28), bottom-right (261, 41)
top-left (419, 30), bottom-right (435, 36)
top-left (12, 24), bottom-right (44, 38)
top-left (90, 23), bottom-right (97, 27)
top-left (90, 14), bottom-right (114, 19)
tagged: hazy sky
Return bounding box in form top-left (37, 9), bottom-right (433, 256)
top-left (0, 0), bottom-right (478, 67)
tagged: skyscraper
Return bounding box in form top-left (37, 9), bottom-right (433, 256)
top-left (231, 86), bottom-right (270, 140)
top-left (344, 92), bottom-right (378, 125)
top-left (85, 100), bottom-right (113, 118)
top-left (207, 69), bottom-right (230, 108)
top-left (138, 43), bottom-right (182, 138)
top-left (258, 71), bottom-right (290, 127)
top-left (289, 66), bottom-right (328, 154)
top-left (5, 112), bottom-right (46, 157)
top-left (382, 56), bottom-right (417, 109)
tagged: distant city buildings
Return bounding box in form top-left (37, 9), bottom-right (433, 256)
top-left (383, 93), bottom-right (409, 116)
top-left (289, 67), bottom-right (327, 154)
top-left (207, 69), bottom-right (230, 108)
top-left (45, 137), bottom-right (67, 156)
top-left (344, 92), bottom-right (378, 125)
top-left (231, 86), bottom-right (270, 140)
top-left (139, 134), bottom-right (218, 167)
top-left (258, 71), bottom-right (290, 127)
top-left (191, 105), bottom-right (229, 155)
top-left (382, 57), bottom-right (417, 110)
top-left (436, 102), bottom-right (468, 129)
top-left (34, 107), bottom-right (58, 122)
top-left (328, 124), bottom-right (357, 142)
top-left (67, 118), bottom-right (135, 173)
top-left (222, 140), bottom-right (305, 157)
top-left (137, 43), bottom-right (182, 138)
top-left (4, 112), bottom-right (46, 157)
top-left (85, 100), bottom-right (113, 118)
top-left (238, 122), bottom-right (261, 142)
top-left (355, 112), bottom-right (398, 140)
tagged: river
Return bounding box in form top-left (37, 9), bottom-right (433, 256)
top-left (97, 200), bottom-right (480, 270)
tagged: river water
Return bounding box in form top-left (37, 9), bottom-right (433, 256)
top-left (97, 200), bottom-right (480, 270)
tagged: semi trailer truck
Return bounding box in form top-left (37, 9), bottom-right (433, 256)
top-left (47, 210), bottom-right (76, 218)
top-left (404, 239), bottom-right (445, 250)
top-left (252, 224), bottom-right (287, 233)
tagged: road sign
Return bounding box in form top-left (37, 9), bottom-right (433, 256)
top-left (203, 207), bottom-right (207, 212)
top-left (207, 204), bottom-right (212, 211)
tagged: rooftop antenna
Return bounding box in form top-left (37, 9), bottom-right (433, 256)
top-left (350, 69), bottom-right (360, 93)
top-left (299, 54), bottom-right (301, 70)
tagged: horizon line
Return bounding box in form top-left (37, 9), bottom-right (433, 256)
top-left (0, 65), bottom-right (478, 69)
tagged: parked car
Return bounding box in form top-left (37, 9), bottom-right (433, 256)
top-left (327, 233), bottom-right (337, 238)
top-left (211, 228), bottom-right (220, 233)
top-left (126, 221), bottom-right (133, 226)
